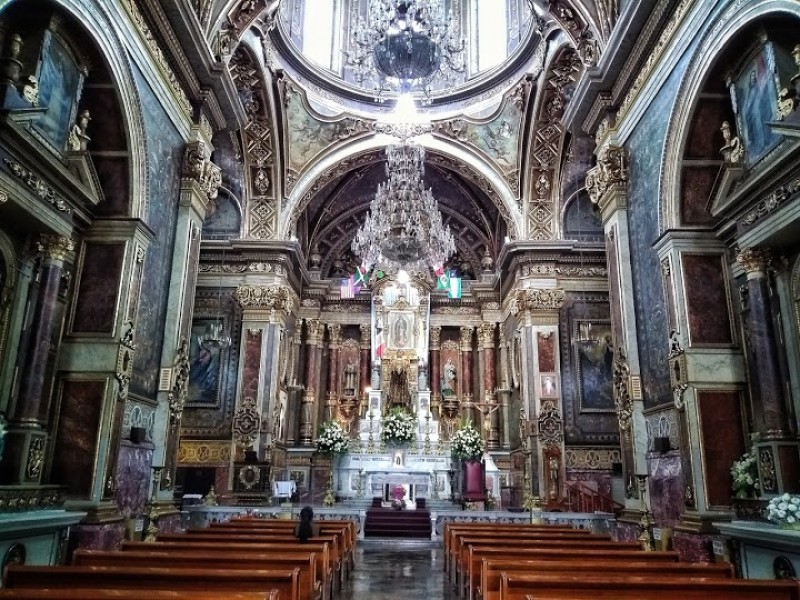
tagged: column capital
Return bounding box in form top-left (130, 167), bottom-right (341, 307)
top-left (430, 326), bottom-right (442, 349)
top-left (359, 323), bottom-right (371, 348)
top-left (478, 322), bottom-right (496, 348)
top-left (736, 247), bottom-right (773, 278)
top-left (327, 323), bottom-right (342, 346)
top-left (459, 326), bottom-right (473, 349)
top-left (306, 319), bottom-right (324, 345)
top-left (37, 234), bottom-right (74, 262)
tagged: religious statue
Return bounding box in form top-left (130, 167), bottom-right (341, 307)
top-left (548, 455), bottom-right (560, 501)
top-left (67, 109), bottom-right (91, 151)
top-left (720, 120), bottom-right (744, 164)
top-left (343, 360), bottom-right (357, 395)
top-left (441, 358), bottom-right (456, 395)
top-left (417, 358), bottom-right (428, 390)
top-left (388, 362), bottom-right (411, 410)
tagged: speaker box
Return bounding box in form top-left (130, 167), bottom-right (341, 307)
top-left (130, 427), bottom-right (147, 444)
top-left (653, 436), bottom-right (671, 454)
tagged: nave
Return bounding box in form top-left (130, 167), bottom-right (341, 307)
top-left (341, 541), bottom-right (452, 600)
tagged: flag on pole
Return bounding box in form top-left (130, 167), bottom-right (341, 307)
top-left (375, 322), bottom-right (385, 358)
top-left (355, 265), bottom-right (370, 288)
top-left (340, 277), bottom-right (355, 299)
top-left (435, 265), bottom-right (450, 291)
top-left (448, 274), bottom-right (462, 299)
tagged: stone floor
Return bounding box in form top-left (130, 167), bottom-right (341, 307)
top-left (341, 539), bottom-right (455, 600)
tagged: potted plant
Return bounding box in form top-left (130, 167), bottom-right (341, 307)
top-left (315, 420), bottom-right (350, 507)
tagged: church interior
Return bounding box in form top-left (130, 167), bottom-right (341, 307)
top-left (0, 0), bottom-right (800, 589)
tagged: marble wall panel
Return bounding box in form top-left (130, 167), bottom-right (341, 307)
top-left (83, 86), bottom-right (126, 152)
top-left (697, 390), bottom-right (745, 506)
top-left (537, 332), bottom-right (555, 372)
top-left (129, 65), bottom-right (183, 397)
top-left (684, 98), bottom-right (727, 159)
top-left (682, 254), bottom-right (733, 345)
top-left (240, 329), bottom-right (263, 400)
top-left (72, 242), bottom-right (124, 333)
top-left (627, 51), bottom-right (691, 408)
top-left (606, 228), bottom-right (625, 347)
top-left (648, 454), bottom-right (683, 526)
top-left (115, 440), bottom-right (153, 519)
top-left (566, 470), bottom-right (612, 497)
top-left (51, 380), bottom-right (105, 497)
top-left (611, 520), bottom-right (638, 542)
top-left (69, 522), bottom-right (125, 553)
top-left (680, 167), bottom-right (716, 225)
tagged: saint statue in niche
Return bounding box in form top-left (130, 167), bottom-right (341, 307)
top-left (343, 360), bottom-right (357, 395)
top-left (441, 358), bottom-right (457, 395)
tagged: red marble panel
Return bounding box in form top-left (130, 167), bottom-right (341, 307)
top-left (684, 99), bottom-right (727, 159)
top-left (72, 242), bottom-right (125, 333)
top-left (93, 156), bottom-right (130, 216)
top-left (69, 522), bottom-right (125, 553)
top-left (681, 254), bottom-right (733, 345)
top-left (82, 86), bottom-right (126, 152)
top-left (51, 380), bottom-right (105, 497)
top-left (240, 329), bottom-right (262, 400)
top-left (537, 332), bottom-right (555, 372)
top-left (611, 521), bottom-right (638, 542)
top-left (697, 390), bottom-right (745, 506)
top-left (680, 167), bottom-right (716, 225)
top-left (672, 531), bottom-right (714, 562)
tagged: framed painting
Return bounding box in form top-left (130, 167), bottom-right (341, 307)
top-left (186, 318), bottom-right (225, 408)
top-left (539, 373), bottom-right (559, 398)
top-left (731, 44), bottom-right (780, 166)
top-left (574, 320), bottom-right (615, 412)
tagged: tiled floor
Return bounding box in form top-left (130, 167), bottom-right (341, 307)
top-left (341, 539), bottom-right (455, 600)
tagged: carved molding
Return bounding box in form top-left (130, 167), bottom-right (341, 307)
top-left (3, 159), bottom-right (71, 213)
top-left (183, 141), bottom-right (222, 203)
top-left (177, 440), bottom-right (231, 464)
top-left (168, 339), bottom-right (190, 429)
top-left (613, 347), bottom-right (632, 435)
top-left (538, 398), bottom-right (564, 448)
top-left (236, 285), bottom-right (292, 312)
top-left (511, 288), bottom-right (566, 313)
top-left (116, 320), bottom-right (137, 401)
top-left (739, 176), bottom-right (800, 229)
top-left (564, 447), bottom-right (622, 470)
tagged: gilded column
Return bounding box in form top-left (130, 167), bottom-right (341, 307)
top-left (499, 329), bottom-right (511, 449)
top-left (326, 324), bottom-right (342, 422)
top-left (3, 234), bottom-right (73, 485)
top-left (460, 326), bottom-right (474, 422)
top-left (430, 326), bottom-right (441, 417)
top-left (286, 318), bottom-right (304, 446)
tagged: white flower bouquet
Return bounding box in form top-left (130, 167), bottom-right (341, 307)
top-left (315, 420), bottom-right (350, 455)
top-left (767, 493), bottom-right (800, 530)
top-left (730, 445), bottom-right (760, 499)
top-left (450, 421), bottom-right (484, 460)
top-left (381, 408), bottom-right (415, 447)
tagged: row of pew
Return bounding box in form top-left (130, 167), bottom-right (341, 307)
top-left (0, 516), bottom-right (357, 600)
top-left (445, 521), bottom-right (800, 600)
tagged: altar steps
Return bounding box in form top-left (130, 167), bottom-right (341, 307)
top-left (364, 507), bottom-right (432, 538)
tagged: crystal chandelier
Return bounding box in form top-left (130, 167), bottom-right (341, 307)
top-left (345, 0), bottom-right (465, 100)
top-left (352, 140), bottom-right (455, 271)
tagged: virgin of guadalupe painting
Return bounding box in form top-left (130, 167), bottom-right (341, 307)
top-left (575, 321), bottom-right (615, 412)
top-left (187, 319), bottom-right (223, 406)
top-left (388, 311), bottom-right (414, 350)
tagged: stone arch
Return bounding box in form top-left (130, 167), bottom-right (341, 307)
top-left (280, 134), bottom-right (523, 240)
top-left (659, 0), bottom-right (800, 232)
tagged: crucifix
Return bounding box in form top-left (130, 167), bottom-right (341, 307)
top-left (470, 392), bottom-right (500, 450)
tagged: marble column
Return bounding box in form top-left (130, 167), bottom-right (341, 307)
top-left (286, 318), bottom-right (304, 446)
top-left (300, 319), bottom-right (323, 445)
top-left (460, 326), bottom-right (474, 422)
top-left (499, 329), bottom-right (511, 449)
top-left (326, 324), bottom-right (341, 422)
top-left (430, 326), bottom-right (441, 417)
top-left (737, 248), bottom-right (791, 439)
top-left (3, 234), bottom-right (72, 485)
top-left (479, 322), bottom-right (499, 449)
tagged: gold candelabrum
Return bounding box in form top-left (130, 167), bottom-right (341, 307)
top-left (366, 411), bottom-right (376, 454)
top-left (356, 468), bottom-right (364, 498)
top-left (323, 456), bottom-right (337, 507)
top-left (143, 466), bottom-right (163, 542)
top-left (636, 473), bottom-right (655, 551)
top-left (423, 412), bottom-right (432, 454)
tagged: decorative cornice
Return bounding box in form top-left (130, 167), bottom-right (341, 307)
top-left (3, 159), bottom-right (71, 214)
top-left (739, 175), bottom-right (800, 229)
top-left (120, 0), bottom-right (193, 118)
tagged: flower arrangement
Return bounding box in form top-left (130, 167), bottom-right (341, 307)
top-left (450, 420), bottom-right (485, 460)
top-left (315, 420), bottom-right (350, 455)
top-left (381, 408), bottom-right (415, 447)
top-left (766, 493), bottom-right (800, 529)
top-left (730, 442), bottom-right (760, 499)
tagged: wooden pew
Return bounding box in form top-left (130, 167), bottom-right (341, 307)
top-left (443, 524), bottom-right (582, 573)
top-left (447, 530), bottom-right (597, 582)
top-left (499, 573), bottom-right (800, 600)
top-left (73, 549), bottom-right (320, 600)
top-left (157, 531), bottom-right (342, 589)
top-left (455, 536), bottom-right (640, 591)
top-left (123, 541), bottom-right (332, 600)
top-left (477, 559), bottom-right (734, 600)
top-left (5, 566), bottom-right (301, 600)
top-left (0, 590), bottom-right (276, 600)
